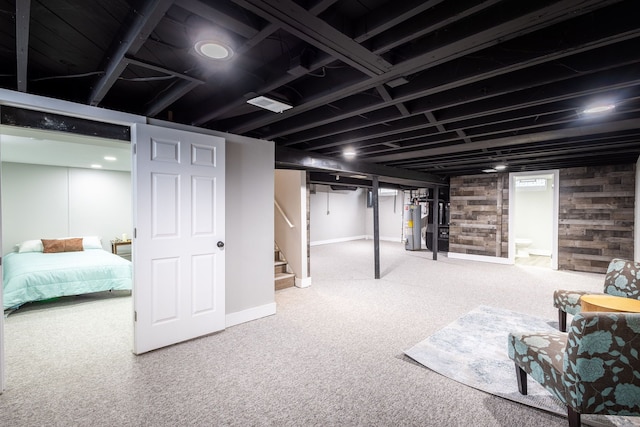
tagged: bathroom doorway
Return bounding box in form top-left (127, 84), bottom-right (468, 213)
top-left (508, 170), bottom-right (559, 269)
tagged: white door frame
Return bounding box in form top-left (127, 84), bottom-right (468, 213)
top-left (508, 169), bottom-right (559, 269)
top-left (0, 89), bottom-right (145, 393)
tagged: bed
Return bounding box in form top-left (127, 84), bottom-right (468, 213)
top-left (3, 237), bottom-right (132, 310)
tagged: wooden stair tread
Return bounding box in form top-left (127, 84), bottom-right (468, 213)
top-left (275, 272), bottom-right (295, 291)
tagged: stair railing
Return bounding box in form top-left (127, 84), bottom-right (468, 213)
top-left (275, 200), bottom-right (294, 228)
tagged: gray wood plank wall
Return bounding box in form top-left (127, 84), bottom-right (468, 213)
top-left (449, 164), bottom-right (635, 273)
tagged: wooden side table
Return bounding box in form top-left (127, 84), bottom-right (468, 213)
top-left (580, 294), bottom-right (640, 313)
top-left (111, 240), bottom-right (132, 257)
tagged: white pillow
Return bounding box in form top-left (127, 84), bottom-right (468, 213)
top-left (82, 236), bottom-right (103, 249)
top-left (18, 239), bottom-right (44, 253)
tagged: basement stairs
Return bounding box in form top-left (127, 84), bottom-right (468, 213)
top-left (274, 244), bottom-right (295, 290)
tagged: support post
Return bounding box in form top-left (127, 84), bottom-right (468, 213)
top-left (432, 186), bottom-right (439, 260)
top-left (373, 176), bottom-right (380, 279)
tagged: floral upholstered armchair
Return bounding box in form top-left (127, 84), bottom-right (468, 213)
top-left (508, 312), bottom-right (640, 427)
top-left (553, 258), bottom-right (640, 331)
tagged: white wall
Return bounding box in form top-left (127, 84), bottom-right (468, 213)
top-left (274, 170), bottom-right (308, 283)
top-left (310, 185), bottom-right (366, 245)
top-left (513, 177), bottom-right (554, 255)
top-left (224, 135), bottom-right (275, 323)
top-left (365, 190), bottom-right (404, 242)
top-left (1, 162), bottom-right (131, 254)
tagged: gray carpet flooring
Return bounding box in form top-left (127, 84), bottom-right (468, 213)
top-left (1, 240), bottom-right (608, 426)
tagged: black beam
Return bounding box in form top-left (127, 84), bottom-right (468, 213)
top-left (272, 30), bottom-right (640, 144)
top-left (124, 57), bottom-right (206, 85)
top-left (15, 0), bottom-right (30, 92)
top-left (146, 81), bottom-right (201, 117)
top-left (229, 0), bottom-right (620, 135)
top-left (0, 105), bottom-right (131, 141)
top-left (88, 0), bottom-right (174, 106)
top-left (352, 0), bottom-right (445, 43)
top-left (178, 0), bottom-right (259, 39)
top-left (162, 0), bottom-right (338, 123)
top-left (302, 63), bottom-right (640, 152)
top-left (377, 86), bottom-right (410, 117)
top-left (232, 0), bottom-right (392, 77)
top-left (368, 118), bottom-right (640, 163)
top-left (276, 146), bottom-right (447, 187)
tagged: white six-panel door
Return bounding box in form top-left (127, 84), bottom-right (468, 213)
top-left (133, 123), bottom-right (225, 354)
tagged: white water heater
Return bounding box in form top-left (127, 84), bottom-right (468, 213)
top-left (404, 204), bottom-right (422, 251)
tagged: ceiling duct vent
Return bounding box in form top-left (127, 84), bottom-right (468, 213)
top-left (330, 185), bottom-right (357, 191)
top-left (246, 96), bottom-right (292, 113)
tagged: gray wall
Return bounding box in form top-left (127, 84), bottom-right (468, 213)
top-left (1, 162), bottom-right (131, 254)
top-left (225, 136), bottom-right (275, 318)
top-left (365, 190), bottom-right (403, 242)
top-left (310, 186), bottom-right (366, 244)
top-left (310, 186), bottom-right (404, 245)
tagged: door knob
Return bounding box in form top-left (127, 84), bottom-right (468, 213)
top-left (217, 241), bottom-right (225, 248)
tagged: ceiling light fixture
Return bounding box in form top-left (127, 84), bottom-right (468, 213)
top-left (582, 103), bottom-right (615, 114)
top-left (247, 96), bottom-right (292, 113)
top-left (494, 165), bottom-right (507, 171)
top-left (194, 40), bottom-right (233, 60)
top-left (343, 149), bottom-right (357, 159)
top-left (104, 156), bottom-right (117, 161)
top-left (482, 168), bottom-right (497, 173)
top-left (90, 164), bottom-right (103, 169)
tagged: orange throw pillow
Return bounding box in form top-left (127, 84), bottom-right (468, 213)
top-left (41, 238), bottom-right (84, 253)
top-left (64, 238), bottom-right (84, 252)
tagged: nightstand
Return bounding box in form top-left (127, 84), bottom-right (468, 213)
top-left (111, 240), bottom-right (132, 257)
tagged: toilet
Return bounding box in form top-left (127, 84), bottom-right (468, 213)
top-left (515, 238), bottom-right (533, 257)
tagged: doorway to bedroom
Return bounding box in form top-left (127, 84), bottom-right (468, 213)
top-left (0, 124), bottom-right (134, 361)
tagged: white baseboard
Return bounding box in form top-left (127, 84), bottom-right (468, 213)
top-left (529, 249), bottom-right (552, 256)
top-left (295, 276), bottom-right (312, 288)
top-left (311, 236), bottom-right (404, 246)
top-left (226, 302), bottom-right (276, 328)
top-left (364, 235), bottom-right (403, 243)
top-left (310, 236), bottom-right (367, 246)
top-left (447, 252), bottom-right (512, 265)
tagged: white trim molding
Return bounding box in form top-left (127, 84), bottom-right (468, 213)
top-left (447, 252), bottom-right (513, 265)
top-left (226, 303), bottom-right (277, 328)
top-left (295, 276), bottom-right (312, 288)
top-left (310, 235), bottom-right (367, 246)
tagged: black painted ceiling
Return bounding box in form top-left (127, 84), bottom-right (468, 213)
top-left (1, 0), bottom-right (640, 187)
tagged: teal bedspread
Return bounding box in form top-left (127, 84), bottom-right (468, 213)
top-left (3, 249), bottom-right (132, 309)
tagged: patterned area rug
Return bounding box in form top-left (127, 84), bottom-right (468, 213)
top-left (404, 305), bottom-right (640, 427)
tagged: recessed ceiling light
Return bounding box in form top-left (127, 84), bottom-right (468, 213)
top-left (482, 168), bottom-right (497, 173)
top-left (194, 40), bottom-right (233, 60)
top-left (343, 149), bottom-right (357, 158)
top-left (91, 164), bottom-right (103, 169)
top-left (247, 96), bottom-right (292, 113)
top-left (582, 103), bottom-right (615, 114)
top-left (104, 156), bottom-right (117, 161)
top-left (494, 165), bottom-right (507, 170)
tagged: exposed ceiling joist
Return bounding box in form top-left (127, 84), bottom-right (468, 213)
top-left (368, 118), bottom-right (640, 163)
top-left (88, 0), bottom-right (175, 106)
top-left (15, 0), bottom-right (30, 92)
top-left (276, 146), bottom-right (446, 187)
top-left (232, 0), bottom-right (392, 77)
top-left (3, 0), bottom-right (640, 182)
